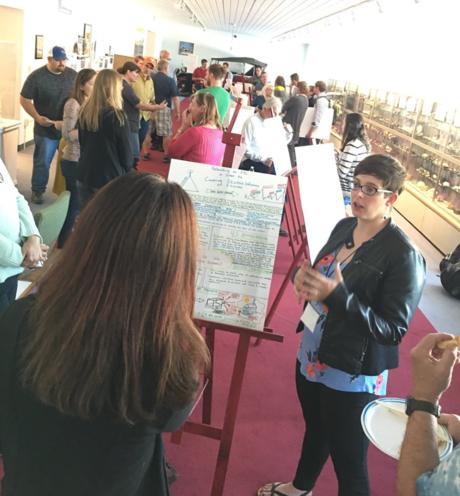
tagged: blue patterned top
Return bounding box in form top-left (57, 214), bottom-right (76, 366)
top-left (297, 250), bottom-right (388, 395)
top-left (417, 444), bottom-right (460, 495)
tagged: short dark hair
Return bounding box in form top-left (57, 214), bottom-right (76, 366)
top-left (208, 63), bottom-right (225, 80)
top-left (354, 154), bottom-right (407, 195)
top-left (255, 65), bottom-right (261, 70)
top-left (201, 59), bottom-right (208, 64)
top-left (223, 62), bottom-right (229, 67)
top-left (290, 73), bottom-right (299, 82)
top-left (261, 71), bottom-right (267, 76)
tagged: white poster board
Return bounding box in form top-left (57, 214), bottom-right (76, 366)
top-left (295, 143), bottom-right (345, 262)
top-left (263, 116), bottom-right (292, 176)
top-left (169, 160), bottom-right (287, 331)
top-left (187, 54), bottom-right (198, 73)
top-left (299, 107), bottom-right (334, 140)
top-left (227, 106), bottom-right (254, 134)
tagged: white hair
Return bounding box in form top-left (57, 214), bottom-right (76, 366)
top-left (263, 96), bottom-right (282, 113)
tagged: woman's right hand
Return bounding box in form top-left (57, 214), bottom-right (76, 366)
top-left (159, 100), bottom-right (168, 110)
top-left (181, 109), bottom-right (193, 129)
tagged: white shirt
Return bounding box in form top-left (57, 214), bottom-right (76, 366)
top-left (242, 113), bottom-right (292, 163)
top-left (312, 91), bottom-right (329, 127)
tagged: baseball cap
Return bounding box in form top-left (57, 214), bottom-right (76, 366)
top-left (48, 46), bottom-right (68, 61)
top-left (122, 61), bottom-right (141, 73)
top-left (144, 57), bottom-right (155, 68)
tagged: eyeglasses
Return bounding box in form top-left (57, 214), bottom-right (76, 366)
top-left (351, 181), bottom-right (393, 196)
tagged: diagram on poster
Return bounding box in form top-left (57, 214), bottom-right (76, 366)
top-left (169, 160), bottom-right (288, 330)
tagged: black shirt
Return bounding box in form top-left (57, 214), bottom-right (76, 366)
top-left (151, 72), bottom-right (179, 108)
top-left (20, 65), bottom-right (77, 140)
top-left (122, 80), bottom-right (141, 133)
top-left (77, 108), bottom-right (133, 189)
top-left (0, 295), bottom-right (193, 496)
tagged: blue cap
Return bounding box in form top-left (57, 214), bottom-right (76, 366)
top-left (49, 46), bottom-right (68, 61)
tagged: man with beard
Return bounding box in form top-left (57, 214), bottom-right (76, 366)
top-left (20, 46), bottom-right (76, 204)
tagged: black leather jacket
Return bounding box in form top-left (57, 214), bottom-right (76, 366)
top-left (295, 217), bottom-right (426, 376)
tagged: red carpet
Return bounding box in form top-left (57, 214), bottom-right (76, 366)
top-left (2, 100), bottom-right (458, 495)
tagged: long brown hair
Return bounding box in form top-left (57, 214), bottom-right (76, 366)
top-left (78, 69), bottom-right (125, 132)
top-left (22, 172), bottom-right (209, 424)
top-left (68, 68), bottom-right (96, 106)
top-left (194, 92), bottom-right (222, 129)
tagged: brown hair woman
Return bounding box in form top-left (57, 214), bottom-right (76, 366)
top-left (0, 172), bottom-right (209, 496)
top-left (168, 92), bottom-right (226, 166)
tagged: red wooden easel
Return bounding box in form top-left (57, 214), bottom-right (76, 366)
top-left (169, 110), bottom-right (285, 496)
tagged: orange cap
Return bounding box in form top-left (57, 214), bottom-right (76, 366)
top-left (144, 57), bottom-right (155, 68)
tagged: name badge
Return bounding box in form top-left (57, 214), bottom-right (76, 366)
top-left (301, 303), bottom-right (320, 333)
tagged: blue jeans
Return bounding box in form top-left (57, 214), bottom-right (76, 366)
top-left (58, 158), bottom-right (80, 247)
top-left (32, 135), bottom-right (60, 193)
top-left (0, 274), bottom-right (18, 315)
top-left (129, 131), bottom-right (140, 161)
top-left (139, 118), bottom-right (150, 149)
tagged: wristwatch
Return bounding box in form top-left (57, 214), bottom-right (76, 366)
top-left (405, 395), bottom-right (441, 418)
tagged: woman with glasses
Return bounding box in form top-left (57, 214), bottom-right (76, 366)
top-left (337, 113), bottom-right (370, 202)
top-left (258, 154), bottom-right (426, 496)
top-left (0, 172), bottom-right (209, 496)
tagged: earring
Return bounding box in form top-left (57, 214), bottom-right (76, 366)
top-left (383, 204), bottom-right (390, 220)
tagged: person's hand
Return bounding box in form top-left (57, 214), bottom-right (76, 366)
top-left (410, 333), bottom-right (460, 404)
top-left (40, 244), bottom-right (49, 261)
top-left (173, 110), bottom-right (180, 122)
top-left (54, 120), bottom-right (63, 131)
top-left (181, 109), bottom-right (193, 129)
top-left (306, 128), bottom-right (313, 138)
top-left (264, 157), bottom-right (273, 166)
top-left (157, 100), bottom-right (167, 110)
top-left (37, 116), bottom-right (54, 127)
top-left (21, 235), bottom-right (42, 266)
top-left (439, 414), bottom-right (460, 446)
top-left (293, 259), bottom-right (343, 304)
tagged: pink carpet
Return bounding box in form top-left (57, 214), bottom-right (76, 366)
top-left (2, 100), bottom-right (457, 496)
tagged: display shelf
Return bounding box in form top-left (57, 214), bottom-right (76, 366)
top-left (325, 78), bottom-right (460, 244)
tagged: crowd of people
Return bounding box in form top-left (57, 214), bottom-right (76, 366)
top-left (0, 45), bottom-right (459, 496)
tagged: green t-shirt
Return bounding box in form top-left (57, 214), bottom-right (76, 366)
top-left (198, 86), bottom-right (230, 125)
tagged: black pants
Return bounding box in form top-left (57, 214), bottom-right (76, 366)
top-left (0, 275), bottom-right (19, 315)
top-left (294, 360), bottom-right (376, 496)
top-left (239, 158), bottom-right (275, 175)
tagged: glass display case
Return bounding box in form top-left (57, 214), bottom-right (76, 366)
top-left (372, 90), bottom-right (395, 127)
top-left (356, 86), bottom-right (374, 117)
top-left (366, 124), bottom-right (411, 166)
top-left (390, 95), bottom-right (420, 138)
top-left (325, 79), bottom-right (460, 243)
top-left (415, 100), bottom-right (452, 151)
top-left (344, 82), bottom-right (358, 111)
top-left (446, 110), bottom-right (460, 158)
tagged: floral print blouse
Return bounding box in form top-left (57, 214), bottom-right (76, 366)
top-left (297, 251), bottom-right (388, 395)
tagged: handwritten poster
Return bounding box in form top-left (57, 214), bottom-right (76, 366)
top-left (299, 107), bottom-right (334, 140)
top-left (169, 160), bottom-right (287, 331)
top-left (295, 143), bottom-right (345, 262)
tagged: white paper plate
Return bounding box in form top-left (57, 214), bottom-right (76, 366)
top-left (361, 397), bottom-right (453, 460)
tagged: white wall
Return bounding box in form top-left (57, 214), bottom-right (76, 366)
top-left (304, 0), bottom-right (456, 103)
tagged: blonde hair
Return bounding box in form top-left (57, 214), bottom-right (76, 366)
top-left (193, 92), bottom-right (222, 129)
top-left (261, 84), bottom-right (274, 99)
top-left (78, 69), bottom-right (125, 132)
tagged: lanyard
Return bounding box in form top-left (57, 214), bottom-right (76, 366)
top-left (324, 244), bottom-right (358, 279)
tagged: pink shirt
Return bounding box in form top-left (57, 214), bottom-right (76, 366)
top-left (168, 126), bottom-right (225, 166)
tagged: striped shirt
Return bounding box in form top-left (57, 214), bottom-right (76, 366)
top-left (312, 92), bottom-right (329, 127)
top-left (337, 138), bottom-right (369, 195)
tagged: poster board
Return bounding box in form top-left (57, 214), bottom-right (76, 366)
top-left (227, 106), bottom-right (254, 134)
top-left (295, 143), bottom-right (345, 262)
top-left (187, 54), bottom-right (198, 73)
top-left (263, 116), bottom-right (292, 176)
top-left (299, 107), bottom-right (334, 140)
top-left (168, 160), bottom-right (287, 331)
